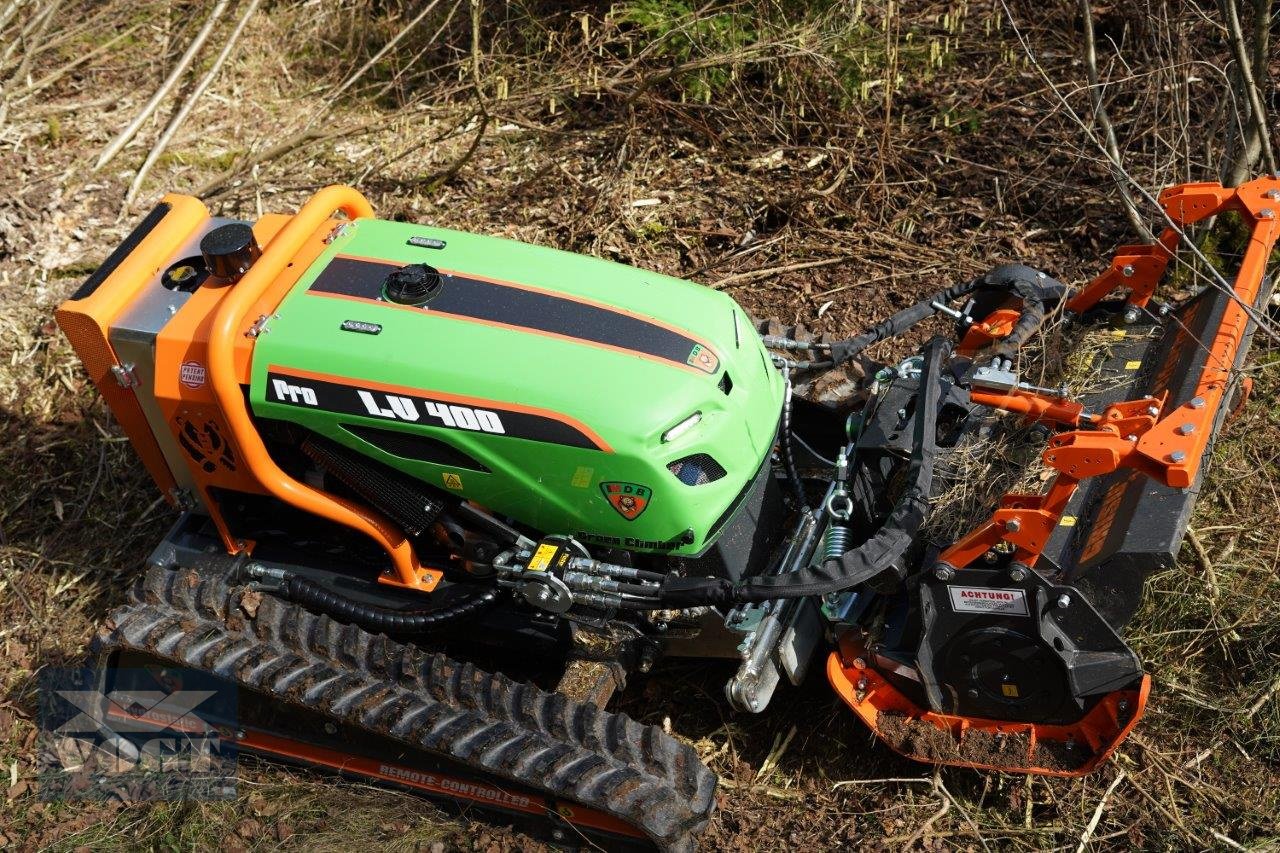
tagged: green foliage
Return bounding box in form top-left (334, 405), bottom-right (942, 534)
top-left (617, 0), bottom-right (758, 102)
top-left (613, 1), bottom-right (957, 108)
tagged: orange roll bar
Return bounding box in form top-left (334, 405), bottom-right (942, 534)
top-left (207, 185), bottom-right (440, 594)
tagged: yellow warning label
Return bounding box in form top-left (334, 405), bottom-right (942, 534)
top-left (570, 466), bottom-right (593, 488)
top-left (1002, 684), bottom-right (1020, 698)
top-left (1124, 360), bottom-right (1142, 370)
top-left (442, 472), bottom-right (464, 490)
top-left (528, 543), bottom-right (558, 573)
top-left (1060, 515), bottom-right (1077, 527)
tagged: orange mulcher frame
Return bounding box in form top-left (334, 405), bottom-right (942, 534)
top-left (830, 177), bottom-right (1280, 775)
top-left (56, 187), bottom-right (442, 595)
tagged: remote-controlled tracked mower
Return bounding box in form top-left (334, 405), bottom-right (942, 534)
top-left (55, 178), bottom-right (1278, 849)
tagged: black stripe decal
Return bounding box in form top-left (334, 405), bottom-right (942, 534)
top-left (307, 256), bottom-right (720, 374)
top-left (265, 371), bottom-right (605, 451)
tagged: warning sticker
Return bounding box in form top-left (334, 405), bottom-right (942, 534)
top-left (948, 585), bottom-right (1029, 616)
top-left (527, 543), bottom-right (558, 573)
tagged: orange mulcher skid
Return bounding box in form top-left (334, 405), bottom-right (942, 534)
top-left (54, 178), bottom-right (1276, 849)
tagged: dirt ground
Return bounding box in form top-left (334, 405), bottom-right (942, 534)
top-left (3, 0), bottom-right (1280, 849)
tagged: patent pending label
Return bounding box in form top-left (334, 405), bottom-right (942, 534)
top-left (948, 585), bottom-right (1028, 616)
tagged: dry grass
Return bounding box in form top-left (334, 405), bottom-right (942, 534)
top-left (2, 0), bottom-right (1280, 849)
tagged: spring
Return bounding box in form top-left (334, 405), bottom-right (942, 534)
top-left (823, 521), bottom-right (850, 561)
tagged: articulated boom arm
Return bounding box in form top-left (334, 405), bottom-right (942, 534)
top-left (940, 177), bottom-right (1280, 575)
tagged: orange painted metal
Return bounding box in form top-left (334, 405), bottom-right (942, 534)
top-left (55, 194), bottom-right (212, 503)
top-left (956, 306), bottom-right (1021, 356)
top-left (968, 388), bottom-right (1091, 428)
top-left (204, 185), bottom-right (442, 594)
top-left (152, 213), bottom-right (334, 552)
top-left (944, 177), bottom-right (1280, 571)
top-left (843, 177), bottom-right (1277, 776)
top-left (827, 634), bottom-right (1150, 777)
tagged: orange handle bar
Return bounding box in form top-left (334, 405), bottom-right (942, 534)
top-left (207, 185), bottom-right (435, 591)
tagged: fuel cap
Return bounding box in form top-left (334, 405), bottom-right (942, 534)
top-left (200, 223), bottom-right (261, 284)
top-left (382, 263), bottom-right (444, 306)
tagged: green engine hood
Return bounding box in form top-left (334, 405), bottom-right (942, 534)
top-left (250, 217), bottom-right (784, 556)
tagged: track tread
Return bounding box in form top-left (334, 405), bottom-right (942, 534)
top-left (99, 568), bottom-right (715, 850)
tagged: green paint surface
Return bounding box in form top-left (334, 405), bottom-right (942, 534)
top-left (251, 218), bottom-right (783, 555)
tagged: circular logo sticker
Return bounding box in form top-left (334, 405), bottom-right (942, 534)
top-left (179, 361), bottom-right (207, 389)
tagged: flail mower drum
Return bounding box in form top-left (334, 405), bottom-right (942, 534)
top-left (56, 178), bottom-right (1279, 848)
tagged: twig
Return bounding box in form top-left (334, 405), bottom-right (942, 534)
top-left (4, 0), bottom-right (62, 85)
top-left (94, 0), bottom-right (230, 171)
top-left (194, 126), bottom-right (331, 198)
top-left (831, 777), bottom-right (933, 789)
top-left (0, 0), bottom-right (28, 35)
top-left (755, 725), bottom-right (796, 781)
top-left (1075, 770), bottom-right (1126, 852)
top-left (711, 256), bottom-right (850, 289)
top-left (125, 0), bottom-right (262, 206)
top-left (1212, 830), bottom-right (1248, 851)
top-left (716, 777), bottom-right (802, 800)
top-left (327, 0), bottom-right (443, 104)
top-left (1243, 673), bottom-right (1280, 718)
top-left (1077, 0), bottom-right (1151, 240)
top-left (12, 22), bottom-right (142, 101)
top-left (900, 769), bottom-right (951, 850)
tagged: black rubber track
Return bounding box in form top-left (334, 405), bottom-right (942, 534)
top-left (92, 567), bottom-right (717, 851)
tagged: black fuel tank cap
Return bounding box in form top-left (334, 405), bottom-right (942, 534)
top-left (200, 222), bottom-right (261, 284)
top-left (382, 263), bottom-right (444, 306)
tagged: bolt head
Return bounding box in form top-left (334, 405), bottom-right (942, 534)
top-left (1190, 396), bottom-right (1205, 409)
top-left (1177, 423), bottom-right (1195, 436)
top-left (1169, 450), bottom-right (1187, 463)
top-left (1147, 406), bottom-right (1160, 417)
top-left (1004, 519), bottom-right (1022, 533)
top-left (1121, 264), bottom-right (1135, 277)
top-left (1267, 189), bottom-right (1280, 200)
top-left (1056, 594), bottom-right (1071, 609)
top-left (1262, 208), bottom-right (1276, 219)
top-left (934, 564), bottom-right (955, 581)
top-left (856, 677), bottom-right (868, 691)
top-left (1123, 306), bottom-right (1141, 324)
top-left (853, 657), bottom-right (867, 670)
top-left (1008, 566), bottom-right (1028, 582)
top-left (1126, 434), bottom-right (1138, 442)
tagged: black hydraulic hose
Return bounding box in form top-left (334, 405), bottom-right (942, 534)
top-left (828, 278), bottom-right (980, 365)
top-left (657, 337), bottom-right (949, 607)
top-left (980, 266), bottom-right (1050, 360)
top-left (826, 264), bottom-right (1061, 366)
top-left (280, 574), bottom-right (500, 633)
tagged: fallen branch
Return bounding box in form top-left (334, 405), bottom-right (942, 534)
top-left (193, 126), bottom-right (331, 198)
top-left (711, 256), bottom-right (850, 289)
top-left (125, 0), bottom-right (262, 206)
top-left (328, 0), bottom-right (443, 104)
top-left (1076, 770), bottom-right (1126, 852)
top-left (94, 0), bottom-right (230, 171)
top-left (12, 21), bottom-right (143, 101)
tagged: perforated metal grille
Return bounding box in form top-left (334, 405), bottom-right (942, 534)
top-left (667, 453), bottom-right (727, 486)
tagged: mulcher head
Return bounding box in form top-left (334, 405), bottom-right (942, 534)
top-left (827, 178), bottom-right (1279, 775)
